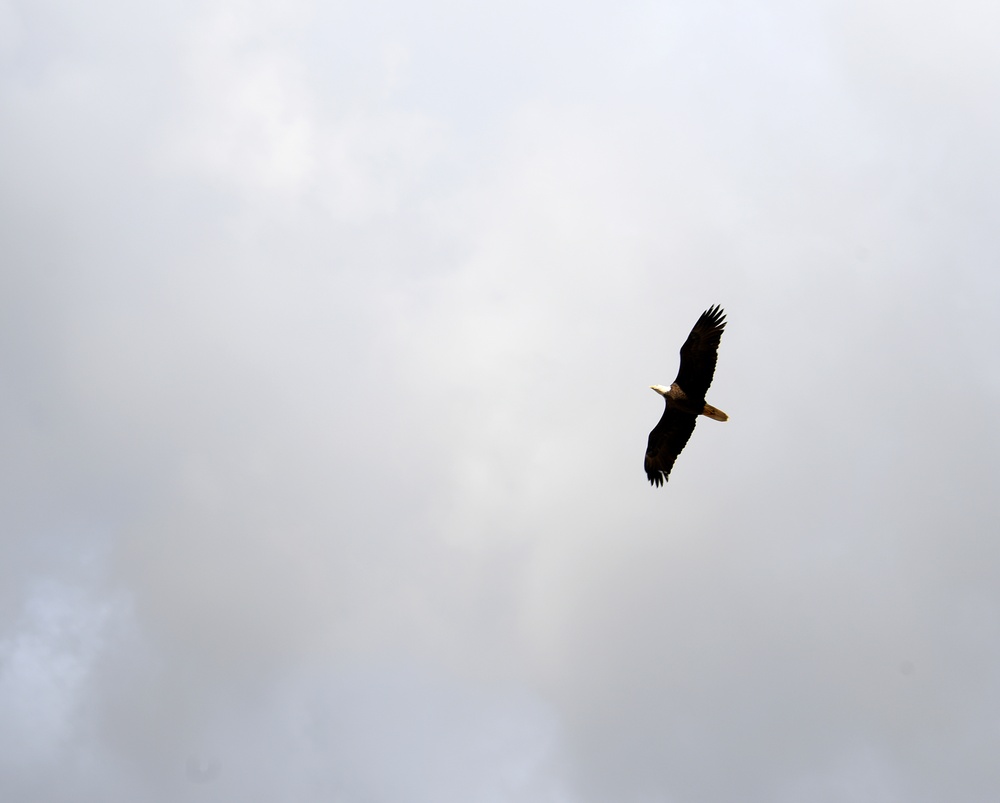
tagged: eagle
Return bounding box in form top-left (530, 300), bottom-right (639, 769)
top-left (644, 305), bottom-right (728, 486)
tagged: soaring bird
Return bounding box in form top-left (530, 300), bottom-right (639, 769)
top-left (645, 305), bottom-right (728, 486)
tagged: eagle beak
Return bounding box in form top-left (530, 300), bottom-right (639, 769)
top-left (650, 384), bottom-right (669, 396)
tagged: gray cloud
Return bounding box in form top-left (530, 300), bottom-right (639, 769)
top-left (2, 1), bottom-right (1000, 801)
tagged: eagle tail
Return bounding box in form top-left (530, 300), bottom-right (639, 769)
top-left (702, 403), bottom-right (728, 422)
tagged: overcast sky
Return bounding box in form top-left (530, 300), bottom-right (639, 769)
top-left (3, 1), bottom-right (1000, 801)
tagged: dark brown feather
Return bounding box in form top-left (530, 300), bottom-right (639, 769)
top-left (674, 304), bottom-right (726, 399)
top-left (644, 410), bottom-right (697, 486)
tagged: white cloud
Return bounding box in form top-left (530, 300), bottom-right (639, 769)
top-left (3, 1), bottom-right (1000, 801)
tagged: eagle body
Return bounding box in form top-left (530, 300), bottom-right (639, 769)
top-left (644, 305), bottom-right (728, 486)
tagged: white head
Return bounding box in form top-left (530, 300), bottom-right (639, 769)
top-left (650, 384), bottom-right (670, 396)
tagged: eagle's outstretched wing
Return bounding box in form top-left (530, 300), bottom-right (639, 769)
top-left (674, 304), bottom-right (726, 399)
top-left (644, 409), bottom-right (697, 486)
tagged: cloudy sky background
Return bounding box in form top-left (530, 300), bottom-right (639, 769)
top-left (3, 0), bottom-right (1000, 800)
